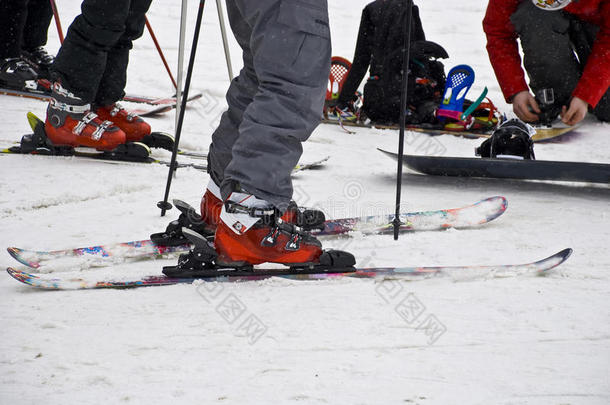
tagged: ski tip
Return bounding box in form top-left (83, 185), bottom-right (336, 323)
top-left (7, 247), bottom-right (41, 268)
top-left (6, 267), bottom-right (39, 286)
top-left (538, 248), bottom-right (573, 271)
top-left (558, 248), bottom-right (573, 261)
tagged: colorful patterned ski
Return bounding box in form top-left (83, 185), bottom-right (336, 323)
top-left (7, 196), bottom-right (508, 270)
top-left (6, 248), bottom-right (572, 290)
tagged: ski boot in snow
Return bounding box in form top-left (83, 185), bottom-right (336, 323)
top-left (213, 193), bottom-right (327, 266)
top-left (94, 103), bottom-right (151, 142)
top-left (162, 191), bottom-right (355, 278)
top-left (0, 57), bottom-right (38, 90)
top-left (45, 82), bottom-right (126, 151)
top-left (21, 46), bottom-right (54, 80)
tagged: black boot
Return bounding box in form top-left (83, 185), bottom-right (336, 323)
top-left (21, 46), bottom-right (55, 80)
top-left (0, 57), bottom-right (38, 90)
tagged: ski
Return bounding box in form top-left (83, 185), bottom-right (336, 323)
top-left (5, 248), bottom-right (572, 290)
top-left (7, 196), bottom-right (507, 270)
top-left (379, 149), bottom-right (610, 184)
top-left (0, 84), bottom-right (202, 116)
top-left (321, 118), bottom-right (578, 142)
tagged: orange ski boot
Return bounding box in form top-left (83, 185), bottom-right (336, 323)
top-left (162, 190), bottom-right (355, 278)
top-left (45, 82), bottom-right (125, 151)
top-left (94, 103), bottom-right (151, 142)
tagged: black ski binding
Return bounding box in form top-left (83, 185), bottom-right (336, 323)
top-left (151, 199), bottom-right (214, 246)
top-left (162, 228), bottom-right (224, 278)
top-left (101, 142), bottom-right (151, 162)
top-left (140, 131), bottom-right (175, 151)
top-left (11, 119), bottom-right (74, 155)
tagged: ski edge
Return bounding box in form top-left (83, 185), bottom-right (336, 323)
top-left (5, 248), bottom-right (572, 290)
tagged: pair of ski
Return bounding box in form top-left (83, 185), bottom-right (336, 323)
top-left (5, 196), bottom-right (573, 290)
top-left (3, 113), bottom-right (330, 172)
top-left (0, 84), bottom-right (202, 117)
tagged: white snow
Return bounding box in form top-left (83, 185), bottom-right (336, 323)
top-left (1, 1), bottom-right (609, 404)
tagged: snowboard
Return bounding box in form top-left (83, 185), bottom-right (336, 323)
top-left (6, 248), bottom-right (572, 290)
top-left (7, 196), bottom-right (508, 270)
top-left (320, 118), bottom-right (578, 142)
top-left (379, 149), bottom-right (610, 184)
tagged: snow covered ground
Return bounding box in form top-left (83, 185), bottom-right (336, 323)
top-left (1, 1), bottom-right (609, 404)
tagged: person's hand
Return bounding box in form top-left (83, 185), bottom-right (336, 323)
top-left (512, 90), bottom-right (541, 122)
top-left (561, 97), bottom-right (588, 126)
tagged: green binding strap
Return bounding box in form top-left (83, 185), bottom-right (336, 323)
top-left (460, 86), bottom-right (488, 121)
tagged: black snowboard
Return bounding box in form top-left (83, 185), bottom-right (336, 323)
top-left (378, 149), bottom-right (610, 184)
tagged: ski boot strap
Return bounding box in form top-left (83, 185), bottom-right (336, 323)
top-left (49, 98), bottom-right (91, 115)
top-left (224, 200), bottom-right (276, 219)
top-left (108, 103), bottom-right (137, 122)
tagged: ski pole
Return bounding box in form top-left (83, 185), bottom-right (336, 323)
top-left (49, 0), bottom-right (64, 44)
top-left (392, 0), bottom-right (414, 240)
top-left (215, 0), bottom-right (234, 81)
top-left (158, 0), bottom-right (207, 216)
top-left (145, 17), bottom-right (178, 90)
top-left (175, 0), bottom-right (188, 133)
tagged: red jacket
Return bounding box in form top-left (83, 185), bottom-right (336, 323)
top-left (483, 0), bottom-right (610, 107)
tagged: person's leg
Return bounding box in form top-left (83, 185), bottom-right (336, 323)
top-left (21, 0), bottom-right (53, 51)
top-left (221, 0), bottom-right (331, 209)
top-left (52, 0), bottom-right (131, 102)
top-left (510, 1), bottom-right (579, 107)
top-left (0, 0), bottom-right (28, 59)
top-left (94, 0), bottom-right (152, 105)
top-left (206, 1), bottom-right (260, 189)
top-left (592, 90), bottom-right (610, 122)
top-left (566, 18), bottom-right (609, 122)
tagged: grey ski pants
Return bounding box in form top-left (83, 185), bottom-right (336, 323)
top-left (207, 0), bottom-right (331, 209)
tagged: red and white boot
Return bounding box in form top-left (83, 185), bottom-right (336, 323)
top-left (151, 179), bottom-right (327, 247)
top-left (200, 179), bottom-right (326, 232)
top-left (163, 190), bottom-right (355, 277)
top-left (94, 103), bottom-right (151, 143)
top-left (45, 82), bottom-right (126, 151)
top-left (214, 192), bottom-right (324, 266)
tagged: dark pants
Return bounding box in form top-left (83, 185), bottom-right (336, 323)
top-left (0, 0), bottom-right (53, 59)
top-left (207, 0), bottom-right (331, 208)
top-left (52, 0), bottom-right (152, 105)
top-left (511, 1), bottom-right (610, 121)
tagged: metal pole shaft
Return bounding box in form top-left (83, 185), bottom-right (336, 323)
top-left (215, 0), bottom-right (234, 81)
top-left (392, 0), bottom-right (414, 240)
top-left (175, 0), bottom-right (188, 132)
top-left (159, 0), bottom-right (207, 216)
top-left (145, 17), bottom-right (178, 89)
top-left (49, 0), bottom-right (64, 44)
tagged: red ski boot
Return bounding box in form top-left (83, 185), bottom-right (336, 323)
top-left (45, 82), bottom-right (126, 151)
top-left (94, 103), bottom-right (151, 142)
top-left (214, 193), bottom-right (323, 266)
top-left (162, 191), bottom-right (355, 278)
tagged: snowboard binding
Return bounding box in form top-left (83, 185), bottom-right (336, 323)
top-left (476, 119), bottom-right (536, 160)
top-left (150, 199), bottom-right (215, 246)
top-left (436, 65), bottom-right (500, 132)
